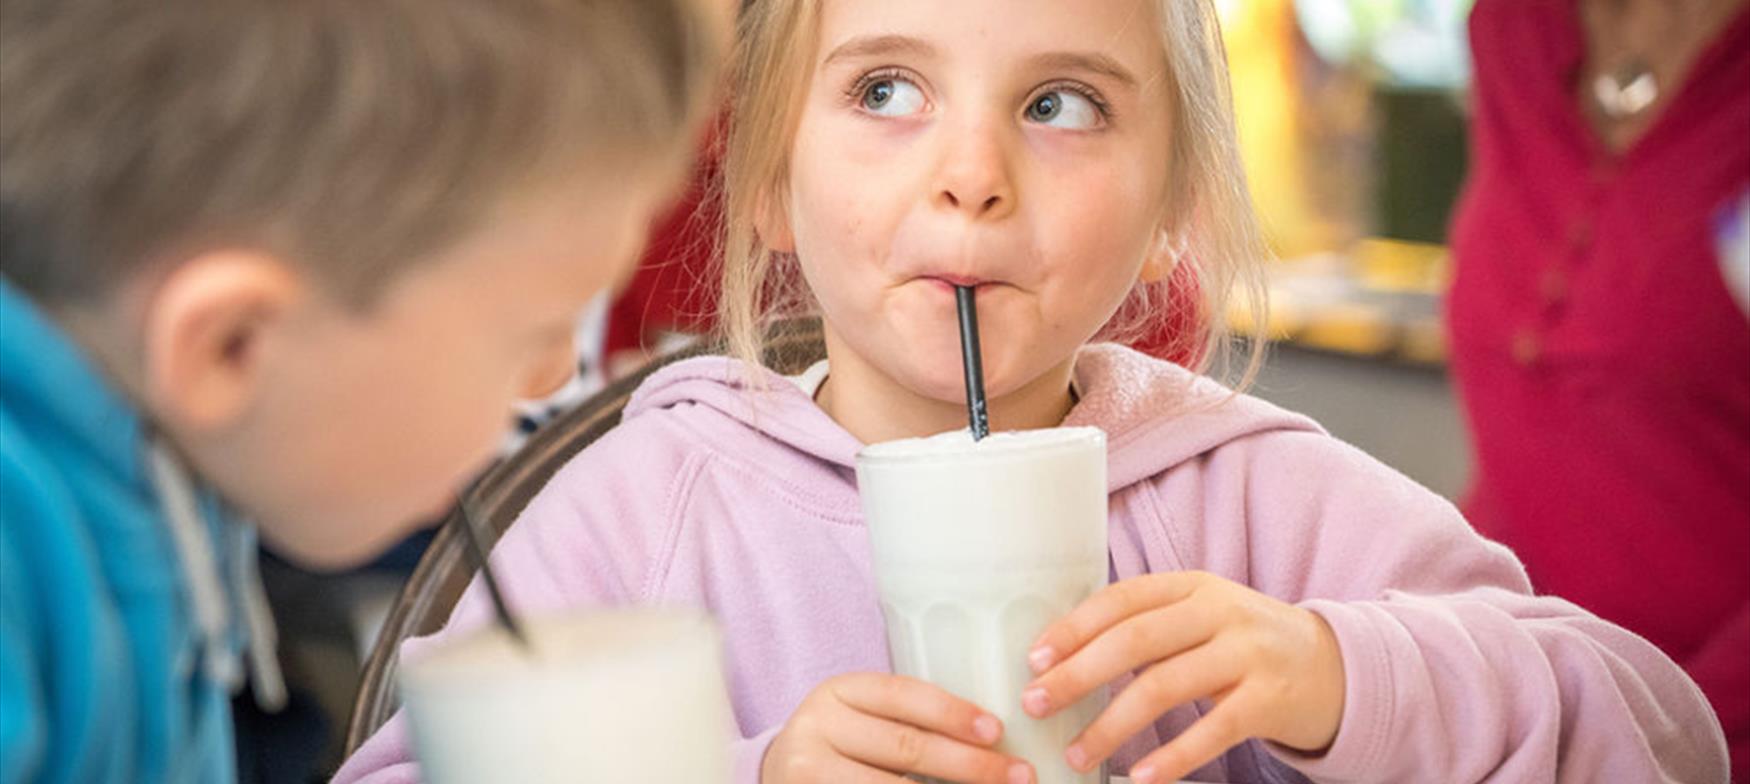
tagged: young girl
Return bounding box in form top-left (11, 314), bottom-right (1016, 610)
top-left (336, 1), bottom-right (1727, 782)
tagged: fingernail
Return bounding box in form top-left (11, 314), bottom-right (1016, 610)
top-left (973, 714), bottom-right (1002, 744)
top-left (1021, 687), bottom-right (1050, 717)
top-left (1027, 645), bottom-right (1055, 674)
top-left (1131, 764), bottom-right (1158, 784)
top-left (1007, 762), bottom-right (1034, 784)
top-left (1065, 743), bottom-right (1089, 771)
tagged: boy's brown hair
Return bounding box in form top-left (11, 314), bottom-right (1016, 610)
top-left (0, 0), bottom-right (724, 307)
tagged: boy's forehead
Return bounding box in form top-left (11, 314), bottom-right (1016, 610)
top-left (371, 176), bottom-right (662, 320)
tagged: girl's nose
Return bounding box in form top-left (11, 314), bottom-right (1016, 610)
top-left (933, 121), bottom-right (1016, 221)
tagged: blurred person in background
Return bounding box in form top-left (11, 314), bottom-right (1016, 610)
top-left (1448, 0), bottom-right (1750, 777)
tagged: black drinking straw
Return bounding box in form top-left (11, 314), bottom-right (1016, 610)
top-left (456, 500), bottom-right (529, 647)
top-left (955, 285), bottom-right (991, 441)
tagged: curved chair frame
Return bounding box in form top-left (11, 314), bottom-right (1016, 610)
top-left (342, 320), bottom-right (825, 755)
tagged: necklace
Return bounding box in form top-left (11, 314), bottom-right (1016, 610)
top-left (1592, 59), bottom-right (1660, 119)
top-left (1583, 0), bottom-right (1740, 123)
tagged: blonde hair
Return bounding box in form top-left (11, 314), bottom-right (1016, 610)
top-left (1, 0), bottom-right (725, 308)
top-left (717, 0), bottom-right (1268, 388)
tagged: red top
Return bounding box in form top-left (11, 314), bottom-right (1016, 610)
top-left (604, 136), bottom-right (723, 359)
top-left (1449, 1), bottom-right (1750, 773)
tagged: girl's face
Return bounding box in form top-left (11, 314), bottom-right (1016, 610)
top-left (776, 0), bottom-right (1176, 407)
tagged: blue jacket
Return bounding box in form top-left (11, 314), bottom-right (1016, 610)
top-left (1, 280), bottom-right (261, 784)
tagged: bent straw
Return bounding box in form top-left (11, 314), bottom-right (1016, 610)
top-left (456, 499), bottom-right (529, 647)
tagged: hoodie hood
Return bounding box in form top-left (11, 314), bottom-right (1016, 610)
top-left (623, 342), bottom-right (1324, 493)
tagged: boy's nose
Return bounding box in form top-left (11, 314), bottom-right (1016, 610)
top-left (933, 124), bottom-right (1016, 221)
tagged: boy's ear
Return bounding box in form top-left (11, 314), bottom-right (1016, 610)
top-left (754, 188), bottom-right (796, 254)
top-left (141, 252), bottom-right (305, 433)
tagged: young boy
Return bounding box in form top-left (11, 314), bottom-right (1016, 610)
top-left (0, 1), bottom-right (724, 781)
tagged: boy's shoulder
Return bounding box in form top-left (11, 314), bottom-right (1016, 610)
top-left (0, 408), bottom-right (89, 572)
top-left (0, 399), bottom-right (130, 781)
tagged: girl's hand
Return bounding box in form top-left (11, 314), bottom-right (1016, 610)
top-left (1021, 571), bottom-right (1345, 784)
top-left (762, 672), bottom-right (1035, 784)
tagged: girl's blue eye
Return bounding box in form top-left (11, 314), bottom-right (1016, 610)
top-left (1025, 89), bottom-right (1101, 129)
top-left (861, 77), bottom-right (926, 117)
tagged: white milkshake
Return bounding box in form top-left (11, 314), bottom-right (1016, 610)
top-left (858, 427), bottom-right (1110, 784)
top-left (398, 608), bottom-right (734, 783)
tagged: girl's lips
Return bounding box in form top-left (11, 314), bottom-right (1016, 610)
top-left (920, 274), bottom-right (998, 290)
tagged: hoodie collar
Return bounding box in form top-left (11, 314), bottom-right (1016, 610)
top-left (623, 343), bottom-right (1324, 494)
top-left (628, 355), bottom-right (867, 467)
top-left (1063, 346), bottom-right (1326, 489)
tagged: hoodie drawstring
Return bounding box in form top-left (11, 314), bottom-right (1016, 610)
top-left (147, 436), bottom-right (286, 711)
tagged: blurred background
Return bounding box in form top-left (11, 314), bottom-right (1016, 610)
top-left (1212, 0), bottom-right (1476, 500)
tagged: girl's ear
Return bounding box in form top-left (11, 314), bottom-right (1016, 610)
top-left (754, 187), bottom-right (796, 253)
top-left (1139, 229), bottom-right (1185, 284)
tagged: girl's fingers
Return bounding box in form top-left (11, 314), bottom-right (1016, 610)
top-left (1028, 572), bottom-right (1209, 675)
top-left (1124, 691), bottom-right (1262, 784)
top-left (826, 708), bottom-right (1031, 784)
top-left (829, 673), bottom-right (1004, 747)
top-left (1062, 642), bottom-right (1243, 773)
top-left (1023, 600), bottom-right (1220, 718)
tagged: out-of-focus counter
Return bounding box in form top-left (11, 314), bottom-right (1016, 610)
top-left (1233, 239), bottom-right (1452, 365)
top-left (1235, 240), bottom-right (1472, 500)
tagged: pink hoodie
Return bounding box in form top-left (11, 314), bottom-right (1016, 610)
top-left (334, 345), bottom-right (1727, 783)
